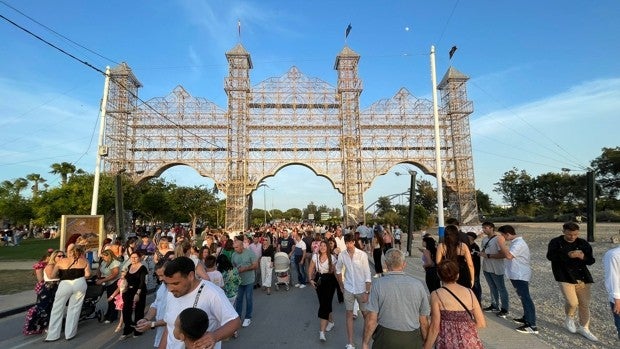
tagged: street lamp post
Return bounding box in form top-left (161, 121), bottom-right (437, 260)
top-left (257, 183), bottom-right (271, 225)
top-left (114, 168), bottom-right (126, 240)
top-left (396, 170), bottom-right (418, 256)
top-left (430, 45), bottom-right (446, 240)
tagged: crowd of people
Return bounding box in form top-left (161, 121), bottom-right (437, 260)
top-left (18, 219), bottom-right (620, 348)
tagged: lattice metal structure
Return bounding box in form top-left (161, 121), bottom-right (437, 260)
top-left (102, 44), bottom-right (478, 231)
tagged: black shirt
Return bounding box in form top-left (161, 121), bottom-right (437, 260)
top-left (546, 235), bottom-right (595, 284)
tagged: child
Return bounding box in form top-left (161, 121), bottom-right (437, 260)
top-left (108, 269), bottom-right (128, 332)
top-left (204, 255), bottom-right (224, 287)
top-left (173, 308), bottom-right (210, 347)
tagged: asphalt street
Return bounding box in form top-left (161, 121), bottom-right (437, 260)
top-left (0, 282), bottom-right (361, 349)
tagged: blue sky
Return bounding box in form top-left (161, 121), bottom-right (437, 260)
top-left (0, 1), bottom-right (618, 213)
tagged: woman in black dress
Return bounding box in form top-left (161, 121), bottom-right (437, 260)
top-left (436, 225), bottom-right (474, 289)
top-left (119, 251), bottom-right (148, 340)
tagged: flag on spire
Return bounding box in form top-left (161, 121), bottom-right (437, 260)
top-left (238, 19), bottom-right (241, 39)
top-left (345, 23), bottom-right (352, 38)
top-left (449, 45), bottom-right (457, 59)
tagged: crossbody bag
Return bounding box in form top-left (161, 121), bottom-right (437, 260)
top-left (441, 286), bottom-right (474, 321)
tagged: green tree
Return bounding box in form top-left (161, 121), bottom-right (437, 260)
top-left (26, 173), bottom-right (46, 199)
top-left (284, 208), bottom-right (302, 221)
top-left (13, 178), bottom-right (29, 196)
top-left (493, 168), bottom-right (534, 214)
top-left (416, 179), bottom-right (437, 213)
top-left (375, 196), bottom-right (394, 217)
top-left (476, 189), bottom-right (492, 214)
top-left (167, 186), bottom-right (216, 234)
top-left (303, 202), bottom-right (318, 220)
top-left (532, 172), bottom-right (585, 216)
top-left (591, 146), bottom-right (620, 200)
top-left (34, 174), bottom-right (94, 225)
top-left (50, 162), bottom-right (76, 186)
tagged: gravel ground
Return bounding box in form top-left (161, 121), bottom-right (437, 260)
top-left (408, 222), bottom-right (620, 349)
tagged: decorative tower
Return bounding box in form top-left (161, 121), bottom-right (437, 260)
top-left (105, 62), bottom-right (142, 174)
top-left (335, 46), bottom-right (364, 226)
top-left (224, 44), bottom-right (253, 231)
top-left (437, 67), bottom-right (478, 224)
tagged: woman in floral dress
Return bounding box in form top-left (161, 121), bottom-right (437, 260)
top-left (23, 250), bottom-right (62, 335)
top-left (424, 260), bottom-right (485, 349)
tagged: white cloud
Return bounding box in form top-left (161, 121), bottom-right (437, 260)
top-left (471, 78), bottom-right (620, 203)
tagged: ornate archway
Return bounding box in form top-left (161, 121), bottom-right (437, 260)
top-left (102, 44), bottom-right (478, 231)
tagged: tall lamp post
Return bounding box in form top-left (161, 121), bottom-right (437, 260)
top-left (114, 168), bottom-right (126, 240)
top-left (396, 170), bottom-right (417, 256)
top-left (257, 183), bottom-right (271, 225)
top-left (430, 45), bottom-right (446, 240)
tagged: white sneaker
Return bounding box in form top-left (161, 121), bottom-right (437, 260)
top-left (345, 344), bottom-right (355, 349)
top-left (299, 284), bottom-right (307, 289)
top-left (294, 283), bottom-right (300, 288)
top-left (319, 331), bottom-right (326, 342)
top-left (326, 321), bottom-right (335, 332)
top-left (577, 326), bottom-right (599, 341)
top-left (242, 319), bottom-right (252, 327)
top-left (565, 316), bottom-right (576, 333)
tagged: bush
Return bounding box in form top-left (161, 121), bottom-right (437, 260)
top-left (597, 210), bottom-right (620, 222)
top-left (514, 215), bottom-right (533, 222)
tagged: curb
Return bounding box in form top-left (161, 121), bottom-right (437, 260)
top-left (0, 304), bottom-right (32, 319)
top-left (0, 285), bottom-right (158, 319)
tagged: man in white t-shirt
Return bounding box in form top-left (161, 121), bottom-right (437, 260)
top-left (336, 233), bottom-right (372, 349)
top-left (139, 256), bottom-right (240, 349)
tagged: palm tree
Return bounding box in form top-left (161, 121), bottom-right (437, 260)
top-left (0, 180), bottom-right (14, 196)
top-left (26, 173), bottom-right (46, 198)
top-left (50, 162), bottom-right (76, 185)
top-left (13, 178), bottom-right (28, 196)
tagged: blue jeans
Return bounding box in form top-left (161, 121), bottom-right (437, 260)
top-left (235, 284), bottom-right (253, 320)
top-left (294, 255), bottom-right (307, 285)
top-left (510, 279), bottom-right (536, 326)
top-left (611, 302), bottom-right (620, 339)
top-left (483, 271), bottom-right (509, 311)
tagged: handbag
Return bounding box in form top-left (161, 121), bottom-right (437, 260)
top-left (315, 273), bottom-right (322, 286)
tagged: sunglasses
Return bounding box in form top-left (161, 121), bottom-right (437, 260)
top-left (56, 255), bottom-right (65, 258)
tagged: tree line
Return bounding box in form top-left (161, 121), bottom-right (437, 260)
top-left (1, 147), bottom-right (618, 231)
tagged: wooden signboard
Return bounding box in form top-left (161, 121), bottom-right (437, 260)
top-left (59, 215), bottom-right (104, 255)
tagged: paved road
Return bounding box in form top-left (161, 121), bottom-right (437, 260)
top-left (0, 283), bottom-right (362, 349)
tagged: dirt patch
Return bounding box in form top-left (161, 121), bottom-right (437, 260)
top-left (0, 270), bottom-right (37, 295)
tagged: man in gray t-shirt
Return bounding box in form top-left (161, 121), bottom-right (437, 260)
top-left (363, 249), bottom-right (430, 349)
top-left (480, 221), bottom-right (510, 316)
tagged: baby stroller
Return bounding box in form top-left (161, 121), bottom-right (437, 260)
top-left (79, 278), bottom-right (104, 322)
top-left (274, 252), bottom-right (291, 291)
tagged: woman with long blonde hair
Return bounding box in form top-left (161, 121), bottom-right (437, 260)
top-left (45, 245), bottom-right (90, 342)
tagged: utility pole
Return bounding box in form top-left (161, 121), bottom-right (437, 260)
top-left (586, 170), bottom-right (596, 242)
top-left (90, 67), bottom-right (111, 215)
top-left (430, 45), bottom-right (445, 240)
top-left (115, 169), bottom-right (126, 240)
top-left (406, 170), bottom-right (418, 255)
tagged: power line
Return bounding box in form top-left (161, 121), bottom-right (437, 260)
top-left (0, 0), bottom-right (119, 65)
top-left (469, 80), bottom-right (588, 170)
top-left (473, 147), bottom-right (576, 171)
top-left (0, 13), bottom-right (107, 75)
top-left (472, 132), bottom-right (584, 170)
top-left (0, 12), bottom-right (229, 153)
top-left (436, 0), bottom-right (460, 45)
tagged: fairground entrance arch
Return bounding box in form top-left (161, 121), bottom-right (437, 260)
top-left (102, 44), bottom-right (478, 232)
